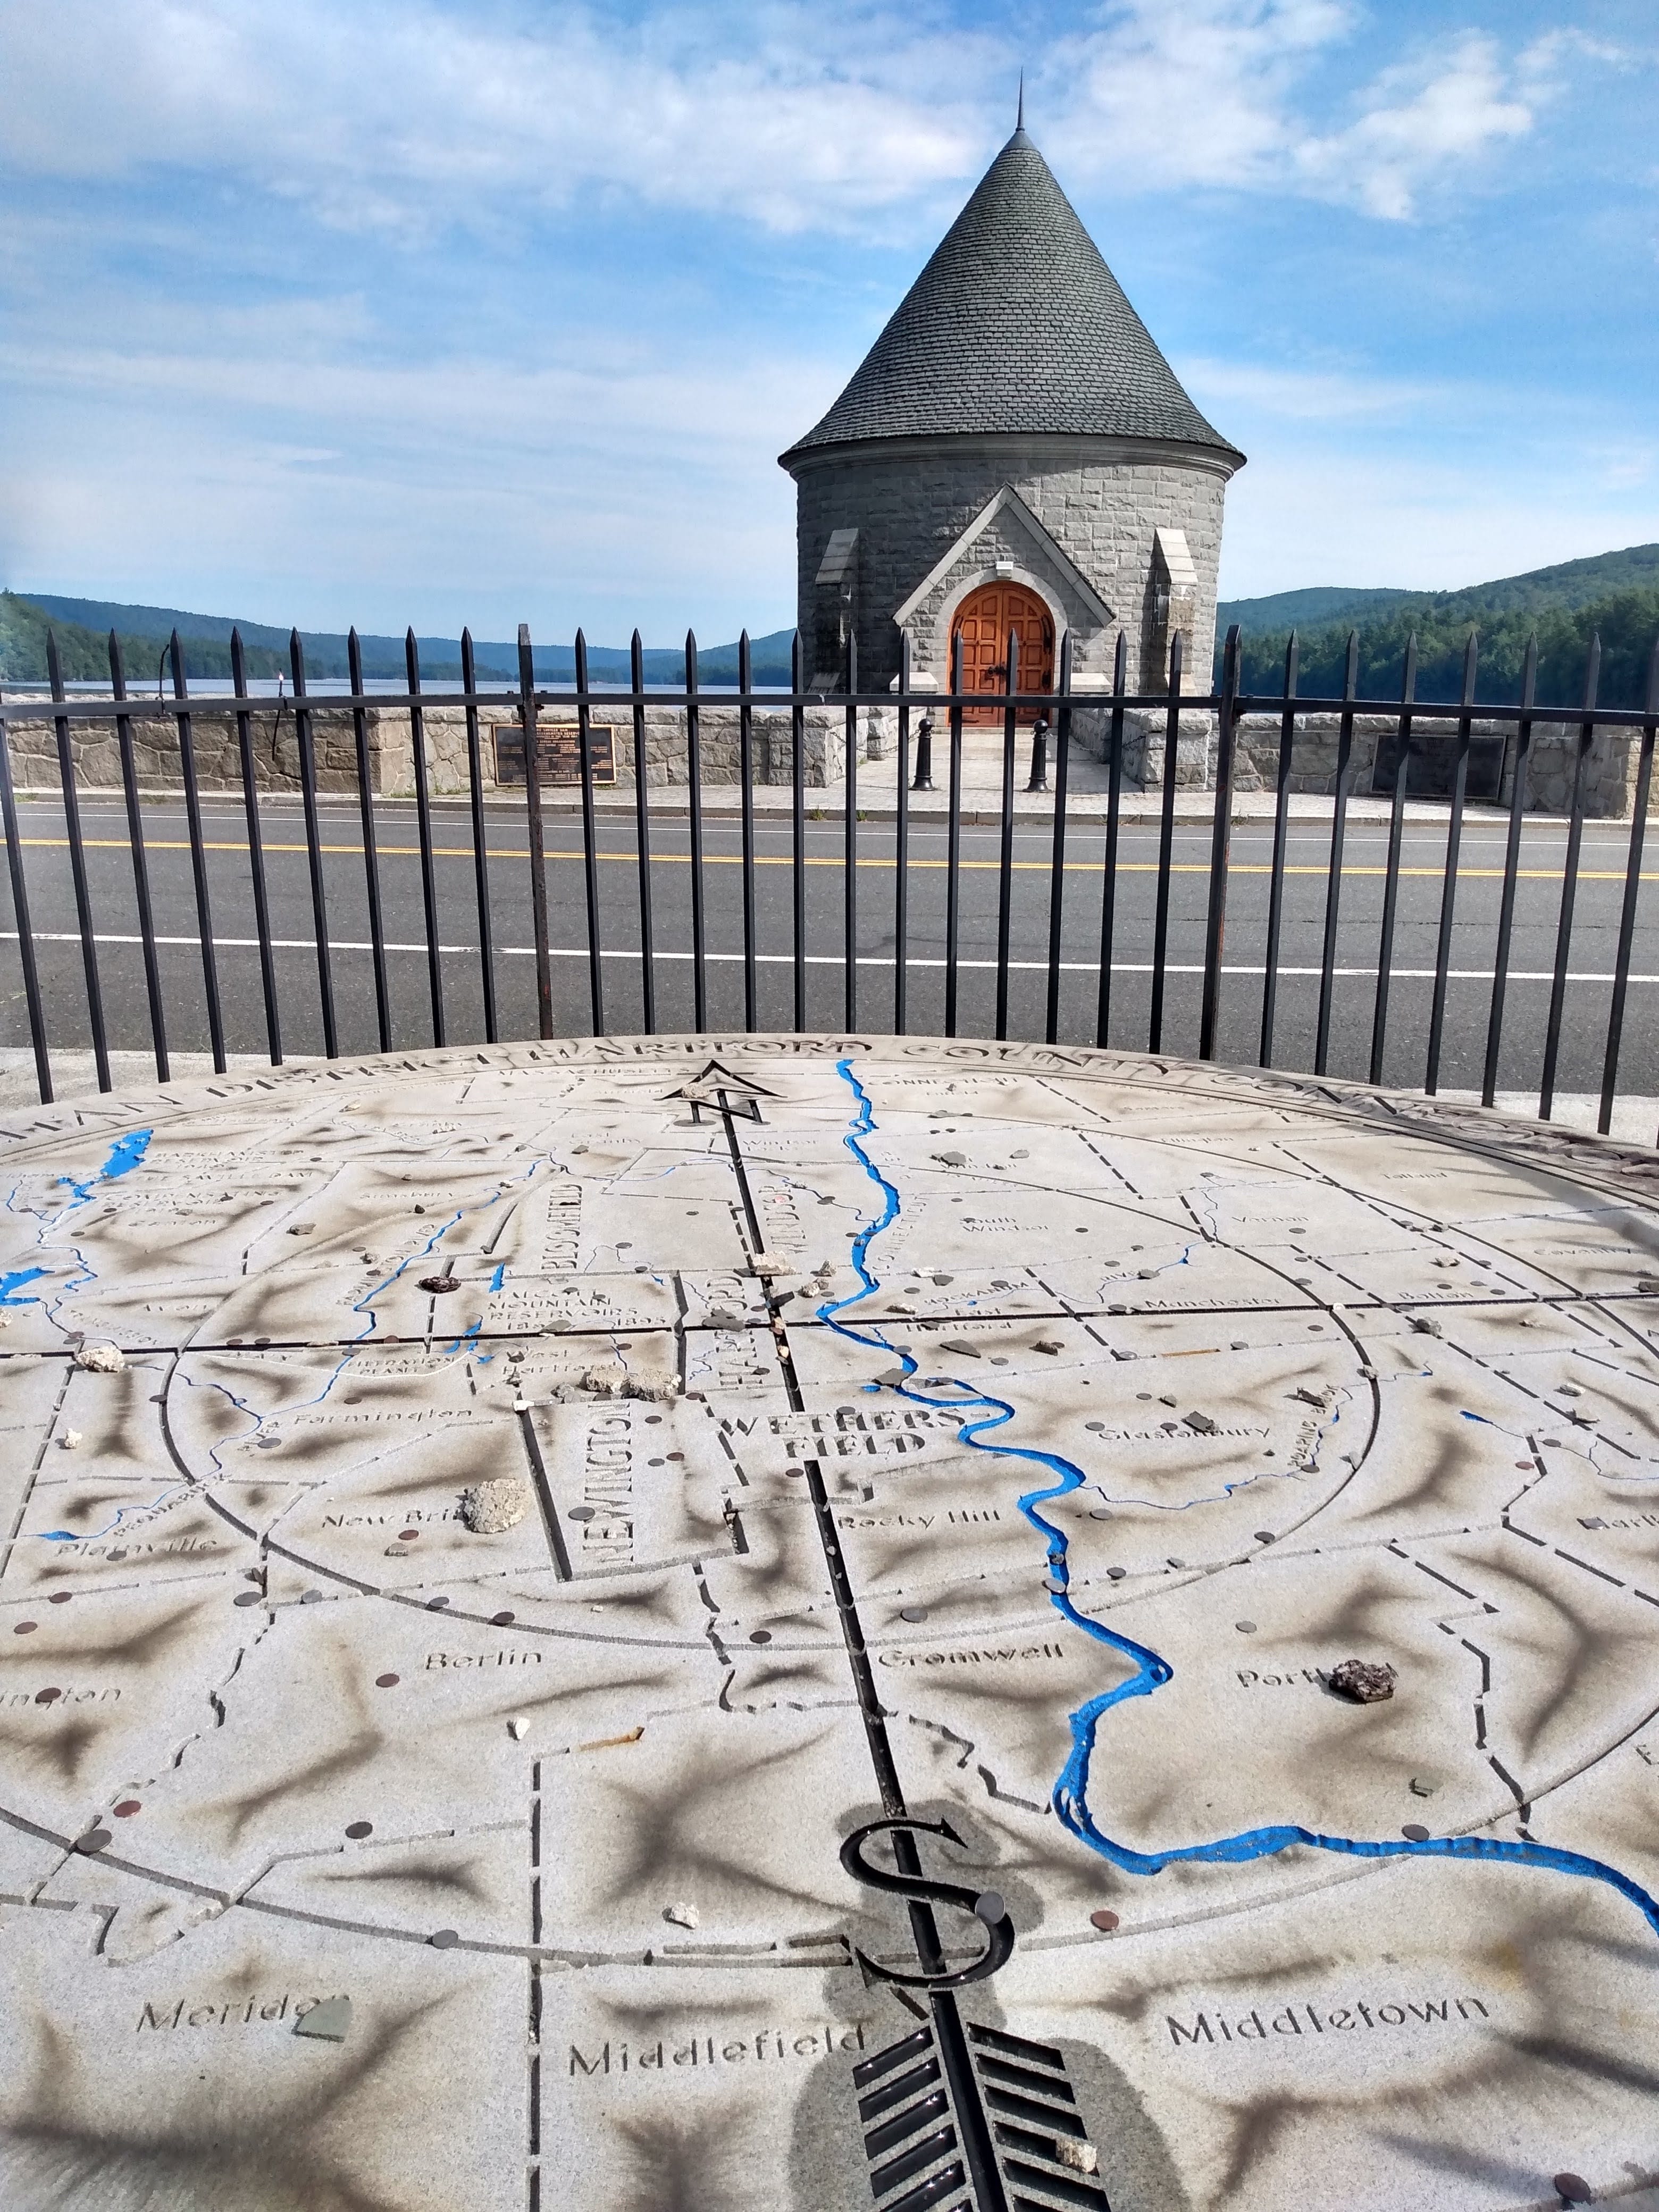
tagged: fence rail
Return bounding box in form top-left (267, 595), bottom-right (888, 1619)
top-left (3, 617), bottom-right (1658, 1142)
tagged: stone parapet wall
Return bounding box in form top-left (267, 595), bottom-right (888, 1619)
top-left (1058, 707), bottom-right (1649, 816)
top-left (1515, 725), bottom-right (1641, 817)
top-left (7, 698), bottom-right (1645, 816)
top-left (6, 701), bottom-right (847, 797)
top-left (1062, 705), bottom-right (1219, 789)
top-left (1118, 708), bottom-right (1219, 790)
top-left (1228, 714), bottom-right (1641, 818)
top-left (3, 700), bottom-right (384, 797)
top-left (377, 702), bottom-right (844, 794)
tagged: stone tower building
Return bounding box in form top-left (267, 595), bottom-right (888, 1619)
top-left (780, 124), bottom-right (1243, 711)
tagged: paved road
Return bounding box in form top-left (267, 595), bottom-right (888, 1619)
top-left (3, 792), bottom-right (1656, 1103)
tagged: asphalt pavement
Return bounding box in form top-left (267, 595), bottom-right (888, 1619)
top-left (3, 791), bottom-right (1656, 1106)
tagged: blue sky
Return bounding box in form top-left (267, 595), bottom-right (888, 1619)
top-left (1, 0), bottom-right (1655, 644)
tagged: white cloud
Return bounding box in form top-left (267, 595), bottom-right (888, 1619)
top-left (1217, 439), bottom-right (1659, 599)
top-left (0, 305), bottom-right (832, 634)
top-left (1042, 0), bottom-right (1359, 195)
top-left (1292, 33), bottom-right (1530, 220)
top-left (1176, 356), bottom-right (1446, 424)
top-left (2, 2), bottom-right (1646, 631)
top-left (1192, 339), bottom-right (1659, 596)
top-left (1516, 26), bottom-right (1635, 96)
top-left (0, 0), bottom-right (1625, 241)
top-left (1045, 4), bottom-right (1622, 221)
top-left (0, 0), bottom-right (995, 239)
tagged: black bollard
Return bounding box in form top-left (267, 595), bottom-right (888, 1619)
top-left (1025, 715), bottom-right (1050, 793)
top-left (912, 714), bottom-right (935, 792)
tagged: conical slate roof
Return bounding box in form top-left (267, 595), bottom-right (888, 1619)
top-left (782, 128), bottom-right (1239, 465)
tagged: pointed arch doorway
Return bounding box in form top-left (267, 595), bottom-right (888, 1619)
top-left (950, 581), bottom-right (1055, 725)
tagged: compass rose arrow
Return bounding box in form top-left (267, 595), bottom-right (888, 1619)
top-left (667, 1058), bottom-right (780, 1121)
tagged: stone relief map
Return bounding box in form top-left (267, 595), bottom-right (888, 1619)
top-left (2, 1033), bottom-right (1658, 2212)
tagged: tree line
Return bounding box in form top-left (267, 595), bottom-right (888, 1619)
top-left (1223, 586), bottom-right (1659, 711)
top-left (0, 595), bottom-right (290, 686)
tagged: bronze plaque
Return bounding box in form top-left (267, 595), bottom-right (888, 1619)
top-left (492, 721), bottom-right (617, 787)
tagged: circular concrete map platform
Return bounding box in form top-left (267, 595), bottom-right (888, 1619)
top-left (2, 1035), bottom-right (1658, 2212)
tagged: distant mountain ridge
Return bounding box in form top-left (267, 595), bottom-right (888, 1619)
top-left (1219, 543), bottom-right (1659, 639)
top-left (10, 540), bottom-right (1659, 707)
top-left (0, 593), bottom-right (295, 689)
top-left (1218, 543), bottom-right (1659, 710)
top-left (1217, 584), bottom-right (1419, 631)
top-left (7, 594), bottom-right (797, 688)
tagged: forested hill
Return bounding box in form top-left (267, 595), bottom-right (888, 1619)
top-left (9, 594), bottom-right (797, 686)
top-left (0, 594), bottom-right (289, 686)
top-left (1217, 544), bottom-right (1659, 709)
top-left (12, 542), bottom-right (1659, 706)
top-left (1216, 584), bottom-right (1419, 631)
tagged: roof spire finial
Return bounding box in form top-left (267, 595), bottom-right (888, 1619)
top-left (1017, 70), bottom-right (1024, 130)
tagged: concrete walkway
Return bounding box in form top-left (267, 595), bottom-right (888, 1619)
top-left (545, 734), bottom-right (1538, 830)
top-left (517, 726), bottom-right (1559, 827)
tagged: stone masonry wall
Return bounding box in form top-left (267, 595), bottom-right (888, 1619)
top-left (382, 704), bottom-right (844, 793)
top-left (7, 699), bottom-right (1640, 816)
top-left (1062, 709), bottom-right (1643, 816)
top-left (5, 701), bottom-right (387, 797)
top-left (1228, 715), bottom-right (1637, 818)
top-left (6, 702), bottom-right (846, 797)
top-left (790, 434), bottom-right (1231, 698)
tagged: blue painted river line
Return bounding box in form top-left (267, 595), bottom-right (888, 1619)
top-left (814, 1059), bottom-right (1659, 1944)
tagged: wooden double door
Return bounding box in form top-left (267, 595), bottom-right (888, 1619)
top-left (950, 582), bottom-right (1055, 724)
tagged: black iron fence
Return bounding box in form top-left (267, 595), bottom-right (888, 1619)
top-left (3, 617), bottom-right (1659, 1138)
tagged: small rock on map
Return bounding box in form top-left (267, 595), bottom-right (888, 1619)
top-left (459, 1478), bottom-right (528, 1535)
top-left (1328, 1658), bottom-right (1397, 1704)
